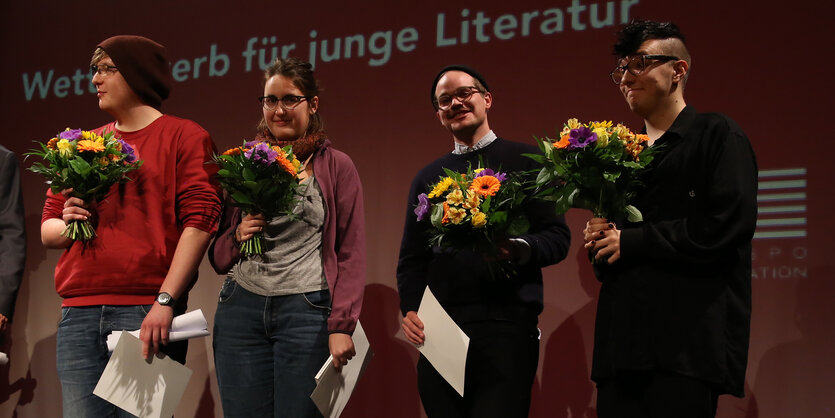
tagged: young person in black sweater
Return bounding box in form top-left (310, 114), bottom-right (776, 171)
top-left (396, 65), bottom-right (571, 417)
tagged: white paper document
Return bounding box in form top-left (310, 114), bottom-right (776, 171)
top-left (310, 321), bottom-right (373, 418)
top-left (106, 309), bottom-right (209, 351)
top-left (94, 331), bottom-right (193, 418)
top-left (417, 287), bottom-right (470, 396)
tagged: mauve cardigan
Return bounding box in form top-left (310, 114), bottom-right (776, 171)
top-left (209, 140), bottom-right (366, 333)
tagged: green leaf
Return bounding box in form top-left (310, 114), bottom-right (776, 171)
top-left (68, 157), bottom-right (92, 177)
top-left (523, 152), bottom-right (545, 163)
top-left (430, 203), bottom-right (445, 228)
top-left (231, 192), bottom-right (253, 205)
top-left (535, 167), bottom-right (553, 186)
top-left (506, 215), bottom-right (530, 236)
top-left (242, 167), bottom-right (255, 182)
top-left (625, 205), bottom-right (643, 222)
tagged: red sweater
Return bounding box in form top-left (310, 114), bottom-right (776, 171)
top-left (41, 115), bottom-right (222, 307)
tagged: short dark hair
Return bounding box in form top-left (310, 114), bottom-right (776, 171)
top-left (613, 19), bottom-right (686, 58)
top-left (430, 65), bottom-right (490, 110)
top-left (256, 57), bottom-right (324, 137)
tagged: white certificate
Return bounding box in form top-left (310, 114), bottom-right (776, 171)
top-left (417, 286), bottom-right (470, 396)
top-left (310, 321), bottom-right (373, 418)
top-left (94, 331), bottom-right (193, 418)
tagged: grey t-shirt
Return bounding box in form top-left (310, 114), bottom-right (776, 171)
top-left (233, 176), bottom-right (328, 296)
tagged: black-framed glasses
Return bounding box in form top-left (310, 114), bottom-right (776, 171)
top-left (90, 64), bottom-right (119, 77)
top-left (609, 54), bottom-right (680, 84)
top-left (259, 94), bottom-right (311, 111)
top-left (435, 86), bottom-right (484, 110)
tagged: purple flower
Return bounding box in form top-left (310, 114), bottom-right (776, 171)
top-left (59, 129), bottom-right (82, 140)
top-left (474, 168), bottom-right (507, 182)
top-left (568, 127), bottom-right (597, 149)
top-left (118, 140), bottom-right (137, 163)
top-left (244, 142), bottom-right (278, 165)
top-left (414, 193), bottom-right (430, 221)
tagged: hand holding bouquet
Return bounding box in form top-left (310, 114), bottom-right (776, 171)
top-left (27, 128), bottom-right (142, 241)
top-left (214, 141), bottom-right (301, 256)
top-left (414, 165), bottom-right (530, 279)
top-left (528, 118), bottom-right (657, 222)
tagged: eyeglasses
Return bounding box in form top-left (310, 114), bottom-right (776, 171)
top-left (259, 94), bottom-right (311, 111)
top-left (435, 86), bottom-right (484, 110)
top-left (90, 64), bottom-right (119, 77)
top-left (609, 54), bottom-right (680, 84)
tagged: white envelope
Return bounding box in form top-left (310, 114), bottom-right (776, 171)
top-left (310, 321), bottom-right (373, 418)
top-left (93, 331), bottom-right (193, 418)
top-left (416, 286), bottom-right (470, 396)
top-left (106, 309), bottom-right (209, 351)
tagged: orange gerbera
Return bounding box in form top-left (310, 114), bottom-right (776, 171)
top-left (46, 137), bottom-right (59, 150)
top-left (222, 147), bottom-right (243, 156)
top-left (470, 175), bottom-right (501, 197)
top-left (276, 155), bottom-right (297, 176)
top-left (553, 134), bottom-right (571, 149)
top-left (76, 139), bottom-right (106, 153)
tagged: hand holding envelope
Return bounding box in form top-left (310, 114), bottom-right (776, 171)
top-left (413, 287), bottom-right (470, 397)
top-left (106, 309), bottom-right (210, 352)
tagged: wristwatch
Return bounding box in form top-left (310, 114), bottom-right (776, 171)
top-left (156, 292), bottom-right (175, 307)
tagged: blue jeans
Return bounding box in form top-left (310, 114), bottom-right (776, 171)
top-left (56, 305), bottom-right (187, 418)
top-left (213, 278), bottom-right (331, 418)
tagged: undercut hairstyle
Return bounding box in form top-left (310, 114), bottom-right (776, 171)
top-left (257, 57), bottom-right (324, 136)
top-left (613, 19), bottom-right (692, 84)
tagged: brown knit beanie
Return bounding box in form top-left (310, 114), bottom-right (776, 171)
top-left (97, 35), bottom-right (171, 109)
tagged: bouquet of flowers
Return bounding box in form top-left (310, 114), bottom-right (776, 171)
top-left (528, 118), bottom-right (657, 222)
top-left (214, 141), bottom-right (302, 256)
top-left (27, 128), bottom-right (142, 241)
top-left (414, 165), bottom-right (530, 278)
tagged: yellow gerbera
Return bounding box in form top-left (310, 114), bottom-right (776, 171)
top-left (590, 120), bottom-right (613, 130)
top-left (428, 177), bottom-right (455, 198)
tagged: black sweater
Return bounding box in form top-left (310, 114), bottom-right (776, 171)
top-left (396, 138), bottom-right (571, 326)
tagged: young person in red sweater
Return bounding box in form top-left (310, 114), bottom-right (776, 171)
top-left (40, 35), bottom-right (222, 417)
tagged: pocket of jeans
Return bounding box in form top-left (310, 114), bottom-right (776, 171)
top-left (138, 304), bottom-right (154, 315)
top-left (218, 277), bottom-right (237, 303)
top-left (59, 306), bottom-right (71, 325)
top-left (301, 289), bottom-right (331, 311)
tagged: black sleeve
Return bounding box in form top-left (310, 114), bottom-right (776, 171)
top-left (621, 129), bottom-right (758, 264)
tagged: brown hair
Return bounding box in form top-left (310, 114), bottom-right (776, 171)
top-left (256, 58), bottom-right (324, 137)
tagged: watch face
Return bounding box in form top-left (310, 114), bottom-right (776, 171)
top-left (157, 293), bottom-right (172, 305)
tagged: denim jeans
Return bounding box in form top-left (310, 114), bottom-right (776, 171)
top-left (213, 278), bottom-right (331, 418)
top-left (56, 305), bottom-right (187, 418)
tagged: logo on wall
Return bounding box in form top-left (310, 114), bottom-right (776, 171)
top-left (752, 168), bottom-right (807, 280)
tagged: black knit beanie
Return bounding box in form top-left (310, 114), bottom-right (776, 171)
top-left (97, 35), bottom-right (171, 109)
top-left (430, 64), bottom-right (490, 109)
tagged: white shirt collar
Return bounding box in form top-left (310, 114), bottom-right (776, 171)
top-left (452, 130), bottom-right (497, 154)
